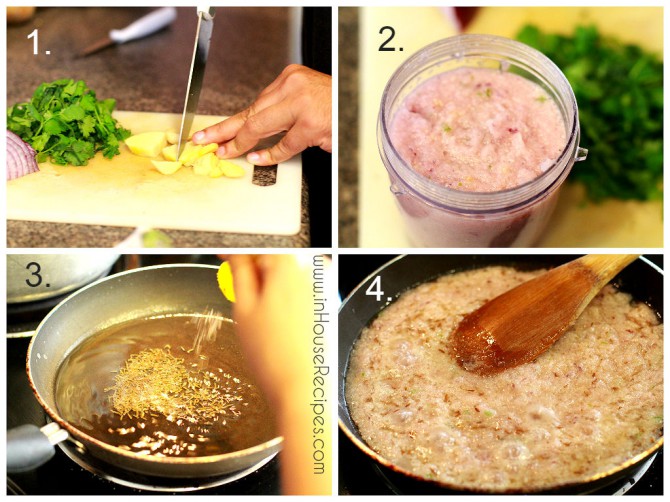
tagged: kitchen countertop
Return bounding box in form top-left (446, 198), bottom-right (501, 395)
top-left (7, 7), bottom-right (311, 248)
top-left (337, 8), bottom-right (359, 248)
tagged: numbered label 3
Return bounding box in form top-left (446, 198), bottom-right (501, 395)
top-left (26, 261), bottom-right (50, 288)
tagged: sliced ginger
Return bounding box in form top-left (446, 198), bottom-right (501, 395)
top-left (125, 132), bottom-right (167, 157)
top-left (179, 142), bottom-right (218, 165)
top-left (128, 130), bottom-right (244, 178)
top-left (193, 152), bottom-right (219, 176)
top-left (151, 160), bottom-right (182, 175)
top-left (161, 144), bottom-right (178, 162)
top-left (209, 163), bottom-right (224, 178)
top-left (200, 143), bottom-right (218, 156)
top-left (178, 142), bottom-right (203, 165)
top-left (166, 130), bottom-right (179, 144)
top-left (218, 159), bottom-right (245, 178)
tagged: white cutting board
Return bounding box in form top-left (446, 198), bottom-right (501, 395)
top-left (7, 111), bottom-right (302, 236)
top-left (359, 7), bottom-right (663, 247)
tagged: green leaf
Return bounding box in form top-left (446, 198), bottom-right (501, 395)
top-left (99, 98), bottom-right (116, 114)
top-left (60, 104), bottom-right (86, 122)
top-left (31, 133), bottom-right (51, 152)
top-left (7, 78), bottom-right (131, 166)
top-left (43, 117), bottom-right (68, 135)
top-left (26, 103), bottom-right (43, 122)
top-left (72, 139), bottom-right (94, 156)
top-left (516, 24), bottom-right (663, 202)
top-left (79, 93), bottom-right (97, 112)
top-left (79, 115), bottom-right (96, 137)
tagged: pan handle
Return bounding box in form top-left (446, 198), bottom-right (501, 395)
top-left (7, 423), bottom-right (68, 473)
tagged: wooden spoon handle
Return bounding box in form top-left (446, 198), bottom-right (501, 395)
top-left (573, 254), bottom-right (639, 305)
top-left (539, 255), bottom-right (640, 344)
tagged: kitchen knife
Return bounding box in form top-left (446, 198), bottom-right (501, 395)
top-left (177, 6), bottom-right (216, 157)
top-left (79, 7), bottom-right (177, 57)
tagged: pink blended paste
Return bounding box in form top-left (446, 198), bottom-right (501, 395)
top-left (390, 67), bottom-right (567, 192)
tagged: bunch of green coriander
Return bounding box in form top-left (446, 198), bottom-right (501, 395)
top-left (517, 25), bottom-right (663, 202)
top-left (7, 79), bottom-right (131, 166)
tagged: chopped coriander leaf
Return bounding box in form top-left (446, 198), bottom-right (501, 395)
top-left (7, 79), bottom-right (131, 166)
top-left (516, 25), bottom-right (663, 202)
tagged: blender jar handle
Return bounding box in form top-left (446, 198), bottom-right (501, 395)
top-left (575, 147), bottom-right (589, 162)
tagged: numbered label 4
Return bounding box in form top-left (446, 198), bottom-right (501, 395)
top-left (365, 276), bottom-right (393, 302)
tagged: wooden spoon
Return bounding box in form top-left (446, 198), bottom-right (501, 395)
top-left (451, 254), bottom-right (639, 376)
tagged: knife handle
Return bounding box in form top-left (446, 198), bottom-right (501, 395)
top-left (109, 7), bottom-right (177, 44)
top-left (197, 5), bottom-right (215, 19)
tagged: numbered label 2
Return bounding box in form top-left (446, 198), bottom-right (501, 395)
top-left (379, 26), bottom-right (403, 52)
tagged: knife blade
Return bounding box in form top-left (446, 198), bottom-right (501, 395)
top-left (177, 7), bottom-right (216, 157)
top-left (78, 7), bottom-right (177, 58)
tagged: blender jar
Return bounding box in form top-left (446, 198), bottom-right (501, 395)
top-left (378, 34), bottom-right (588, 247)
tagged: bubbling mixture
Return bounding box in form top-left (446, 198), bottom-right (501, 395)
top-left (56, 314), bottom-right (276, 458)
top-left (389, 67), bottom-right (567, 192)
top-left (346, 266), bottom-right (663, 491)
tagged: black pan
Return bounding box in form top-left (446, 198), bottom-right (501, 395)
top-left (7, 264), bottom-right (282, 480)
top-left (338, 254), bottom-right (663, 494)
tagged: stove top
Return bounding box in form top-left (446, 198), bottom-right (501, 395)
top-left (7, 290), bottom-right (78, 337)
top-left (6, 255), bottom-right (281, 495)
top-left (338, 430), bottom-right (663, 495)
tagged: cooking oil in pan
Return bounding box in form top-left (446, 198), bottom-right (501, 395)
top-left (55, 313), bottom-right (276, 457)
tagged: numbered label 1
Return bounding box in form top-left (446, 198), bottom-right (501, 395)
top-left (27, 28), bottom-right (50, 55)
top-left (379, 26), bottom-right (403, 52)
top-left (25, 261), bottom-right (47, 288)
top-left (365, 276), bottom-right (393, 302)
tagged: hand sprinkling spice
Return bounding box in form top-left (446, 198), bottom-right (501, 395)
top-left (221, 255), bottom-right (332, 495)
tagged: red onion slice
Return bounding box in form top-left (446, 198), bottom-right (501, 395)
top-left (7, 130), bottom-right (39, 180)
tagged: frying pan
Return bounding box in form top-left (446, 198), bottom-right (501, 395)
top-left (339, 254), bottom-right (663, 494)
top-left (7, 264), bottom-right (282, 479)
top-left (7, 253), bottom-right (120, 304)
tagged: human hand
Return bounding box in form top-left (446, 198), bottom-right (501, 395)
top-left (193, 64), bottom-right (331, 166)
top-left (222, 254), bottom-right (332, 495)
top-left (222, 255), bottom-right (316, 409)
